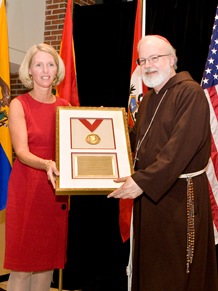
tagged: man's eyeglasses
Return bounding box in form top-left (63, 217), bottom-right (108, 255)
top-left (136, 54), bottom-right (170, 66)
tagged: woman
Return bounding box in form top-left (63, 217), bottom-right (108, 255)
top-left (4, 43), bottom-right (70, 291)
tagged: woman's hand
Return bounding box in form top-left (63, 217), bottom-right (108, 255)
top-left (45, 160), bottom-right (60, 189)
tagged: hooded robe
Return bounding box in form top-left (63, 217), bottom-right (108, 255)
top-left (130, 71), bottom-right (218, 291)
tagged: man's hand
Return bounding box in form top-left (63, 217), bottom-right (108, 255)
top-left (107, 176), bottom-right (143, 199)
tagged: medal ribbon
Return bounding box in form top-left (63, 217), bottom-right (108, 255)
top-left (79, 118), bottom-right (103, 132)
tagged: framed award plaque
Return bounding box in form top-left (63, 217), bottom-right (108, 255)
top-left (55, 106), bottom-right (134, 195)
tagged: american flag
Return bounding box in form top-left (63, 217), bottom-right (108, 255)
top-left (201, 5), bottom-right (218, 244)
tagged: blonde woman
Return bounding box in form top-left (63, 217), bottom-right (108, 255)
top-left (4, 43), bottom-right (70, 291)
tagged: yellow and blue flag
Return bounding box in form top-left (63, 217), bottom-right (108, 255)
top-left (0, 0), bottom-right (12, 210)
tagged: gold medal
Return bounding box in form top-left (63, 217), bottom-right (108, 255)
top-left (85, 133), bottom-right (101, 145)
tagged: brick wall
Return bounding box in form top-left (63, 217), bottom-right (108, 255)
top-left (10, 0), bottom-right (95, 98)
top-left (75, 0), bottom-right (95, 5)
top-left (10, 0), bottom-right (95, 160)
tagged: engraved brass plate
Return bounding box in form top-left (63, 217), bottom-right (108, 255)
top-left (74, 154), bottom-right (117, 178)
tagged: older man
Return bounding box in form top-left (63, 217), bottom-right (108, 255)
top-left (108, 35), bottom-right (218, 291)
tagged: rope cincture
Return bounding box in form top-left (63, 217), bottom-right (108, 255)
top-left (178, 167), bottom-right (206, 274)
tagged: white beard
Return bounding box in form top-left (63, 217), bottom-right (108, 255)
top-left (142, 66), bottom-right (171, 88)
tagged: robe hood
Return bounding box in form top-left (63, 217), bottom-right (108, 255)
top-left (158, 71), bottom-right (196, 94)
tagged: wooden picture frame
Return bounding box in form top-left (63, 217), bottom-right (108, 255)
top-left (55, 106), bottom-right (133, 195)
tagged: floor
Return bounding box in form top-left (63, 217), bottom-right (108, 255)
top-left (0, 282), bottom-right (7, 290)
top-left (0, 281), bottom-right (73, 291)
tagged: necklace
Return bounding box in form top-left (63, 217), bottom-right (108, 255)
top-left (29, 90), bottom-right (54, 103)
top-left (133, 89), bottom-right (168, 167)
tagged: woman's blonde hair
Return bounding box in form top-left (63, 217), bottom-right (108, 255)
top-left (19, 43), bottom-right (65, 89)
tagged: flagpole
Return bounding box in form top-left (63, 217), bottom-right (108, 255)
top-left (58, 0), bottom-right (80, 290)
top-left (72, 0), bottom-right (74, 15)
top-left (142, 0), bottom-right (146, 36)
top-left (58, 269), bottom-right (63, 291)
top-left (58, 2), bottom-right (66, 286)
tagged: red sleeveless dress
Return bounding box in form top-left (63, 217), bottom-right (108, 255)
top-left (4, 93), bottom-right (69, 272)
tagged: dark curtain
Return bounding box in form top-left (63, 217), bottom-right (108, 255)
top-left (145, 0), bottom-right (217, 83)
top-left (52, 1), bottom-right (218, 290)
top-left (74, 2), bottom-right (136, 108)
top-left (74, 0), bottom-right (218, 110)
top-left (54, 3), bottom-right (136, 291)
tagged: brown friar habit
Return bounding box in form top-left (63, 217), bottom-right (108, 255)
top-left (130, 71), bottom-right (218, 291)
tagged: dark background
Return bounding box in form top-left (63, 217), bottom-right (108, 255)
top-left (53, 1), bottom-right (218, 290)
top-left (74, 0), bottom-right (217, 109)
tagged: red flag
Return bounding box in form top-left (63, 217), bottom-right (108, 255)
top-left (119, 0), bottom-right (147, 243)
top-left (128, 0), bottom-right (145, 128)
top-left (57, 0), bottom-right (80, 106)
top-left (201, 5), bottom-right (218, 244)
